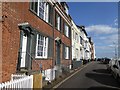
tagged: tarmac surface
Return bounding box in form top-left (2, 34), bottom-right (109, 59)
top-left (55, 61), bottom-right (120, 89)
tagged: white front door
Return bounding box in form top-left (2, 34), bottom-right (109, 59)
top-left (20, 35), bottom-right (27, 68)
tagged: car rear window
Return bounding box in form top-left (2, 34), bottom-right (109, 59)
top-left (119, 61), bottom-right (120, 66)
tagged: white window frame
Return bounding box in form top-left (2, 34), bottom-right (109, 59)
top-left (64, 5), bottom-right (68, 15)
top-left (56, 14), bottom-right (61, 30)
top-left (30, 0), bottom-right (39, 14)
top-left (74, 31), bottom-right (76, 40)
top-left (31, 0), bottom-right (49, 23)
top-left (76, 49), bottom-right (79, 60)
top-left (35, 34), bottom-right (48, 58)
top-left (44, 3), bottom-right (49, 22)
top-left (76, 33), bottom-right (78, 41)
top-left (65, 23), bottom-right (69, 37)
top-left (65, 46), bottom-right (69, 59)
top-left (38, 0), bottom-right (45, 19)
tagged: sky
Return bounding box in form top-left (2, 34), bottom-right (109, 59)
top-left (67, 2), bottom-right (118, 58)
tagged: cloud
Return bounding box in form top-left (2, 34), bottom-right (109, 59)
top-left (95, 33), bottom-right (118, 58)
top-left (98, 34), bottom-right (118, 44)
top-left (86, 25), bottom-right (117, 34)
top-left (96, 45), bottom-right (112, 50)
top-left (86, 24), bottom-right (118, 58)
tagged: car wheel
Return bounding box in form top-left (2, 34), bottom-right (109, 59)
top-left (108, 68), bottom-right (111, 73)
top-left (112, 72), bottom-right (117, 79)
top-left (116, 75), bottom-right (120, 83)
top-left (111, 71), bottom-right (115, 77)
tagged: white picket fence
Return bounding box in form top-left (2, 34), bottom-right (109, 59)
top-left (11, 74), bottom-right (27, 81)
top-left (0, 74), bottom-right (33, 89)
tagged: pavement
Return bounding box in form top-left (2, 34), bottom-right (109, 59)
top-left (42, 61), bottom-right (88, 88)
top-left (53, 61), bottom-right (92, 88)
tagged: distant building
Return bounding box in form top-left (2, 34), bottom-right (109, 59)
top-left (77, 26), bottom-right (86, 60)
top-left (71, 21), bottom-right (81, 61)
top-left (84, 37), bottom-right (91, 60)
top-left (88, 37), bottom-right (95, 61)
top-left (77, 26), bottom-right (95, 61)
top-left (71, 21), bottom-right (82, 69)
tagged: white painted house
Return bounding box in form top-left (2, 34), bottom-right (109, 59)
top-left (71, 21), bottom-right (81, 61)
top-left (84, 37), bottom-right (91, 60)
top-left (79, 27), bottom-right (85, 60)
top-left (77, 25), bottom-right (91, 61)
top-left (71, 21), bottom-right (84, 69)
top-left (77, 26), bottom-right (86, 60)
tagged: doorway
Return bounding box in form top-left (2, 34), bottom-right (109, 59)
top-left (20, 35), bottom-right (27, 68)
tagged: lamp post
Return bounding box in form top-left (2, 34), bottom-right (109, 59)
top-left (113, 42), bottom-right (117, 59)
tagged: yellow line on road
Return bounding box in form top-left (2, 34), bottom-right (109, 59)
top-left (53, 62), bottom-right (93, 88)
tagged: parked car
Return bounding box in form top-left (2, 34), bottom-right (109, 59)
top-left (104, 58), bottom-right (111, 64)
top-left (106, 59), bottom-right (116, 72)
top-left (97, 58), bottom-right (102, 61)
top-left (110, 60), bottom-right (120, 82)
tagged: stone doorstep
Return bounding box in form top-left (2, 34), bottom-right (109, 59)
top-left (16, 69), bottom-right (41, 75)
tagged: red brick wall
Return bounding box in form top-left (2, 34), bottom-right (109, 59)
top-left (2, 2), bottom-right (72, 83)
top-left (32, 60), bottom-right (53, 71)
top-left (2, 2), bottom-right (54, 82)
top-left (62, 35), bottom-right (71, 46)
top-left (2, 2), bottom-right (22, 82)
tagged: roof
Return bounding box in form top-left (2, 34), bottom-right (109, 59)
top-left (77, 25), bottom-right (88, 36)
top-left (61, 2), bottom-right (69, 9)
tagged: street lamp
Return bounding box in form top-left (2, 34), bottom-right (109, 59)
top-left (113, 42), bottom-right (117, 59)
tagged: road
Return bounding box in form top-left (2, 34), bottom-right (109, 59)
top-left (56, 61), bottom-right (120, 89)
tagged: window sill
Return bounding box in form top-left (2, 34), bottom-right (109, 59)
top-left (63, 34), bottom-right (70, 39)
top-left (55, 27), bottom-right (61, 32)
top-left (34, 57), bottom-right (51, 60)
top-left (64, 59), bottom-right (70, 60)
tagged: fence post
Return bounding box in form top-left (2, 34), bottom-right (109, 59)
top-left (11, 74), bottom-right (13, 81)
top-left (0, 75), bottom-right (33, 89)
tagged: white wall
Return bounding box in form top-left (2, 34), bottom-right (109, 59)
top-left (71, 21), bottom-right (81, 61)
top-left (84, 38), bottom-right (91, 60)
top-left (42, 69), bottom-right (55, 81)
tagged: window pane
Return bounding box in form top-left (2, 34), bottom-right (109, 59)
top-left (64, 46), bottom-right (69, 59)
top-left (55, 13), bottom-right (61, 30)
top-left (30, 2), bottom-right (34, 10)
top-left (65, 47), bottom-right (67, 59)
top-left (39, 2), bottom-right (45, 19)
top-left (30, 1), bottom-right (38, 14)
top-left (37, 52), bottom-right (40, 56)
top-left (36, 34), bottom-right (48, 58)
top-left (119, 61), bottom-right (120, 66)
top-left (48, 4), bottom-right (53, 24)
top-left (64, 23), bottom-right (69, 37)
top-left (57, 16), bottom-right (60, 30)
top-left (35, 2), bottom-right (38, 13)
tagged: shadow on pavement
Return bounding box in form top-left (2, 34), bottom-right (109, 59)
top-left (85, 70), bottom-right (120, 88)
top-left (93, 69), bottom-right (110, 74)
top-left (97, 61), bottom-right (106, 64)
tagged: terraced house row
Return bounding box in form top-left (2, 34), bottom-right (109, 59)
top-left (1, 0), bottom-right (95, 83)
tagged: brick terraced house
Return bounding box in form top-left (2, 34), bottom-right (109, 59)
top-left (1, 1), bottom-right (72, 83)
